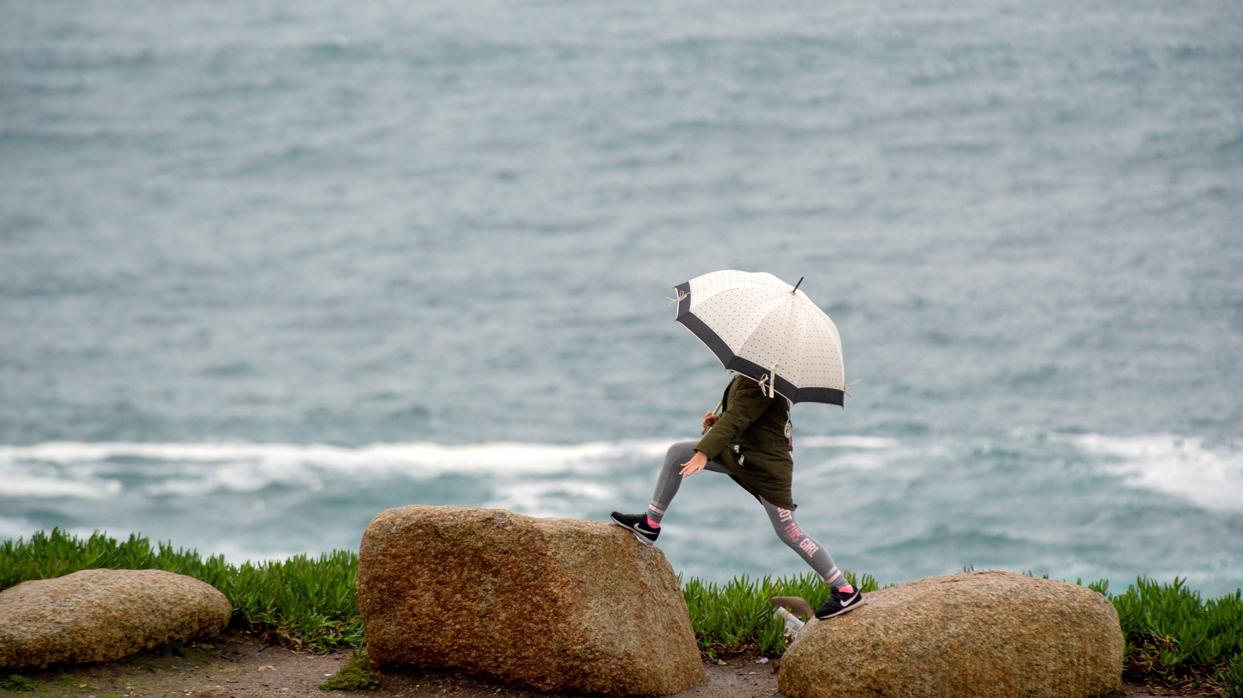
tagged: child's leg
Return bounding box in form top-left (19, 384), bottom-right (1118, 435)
top-left (646, 440), bottom-right (728, 527)
top-left (760, 496), bottom-right (854, 593)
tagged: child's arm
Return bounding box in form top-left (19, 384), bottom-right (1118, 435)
top-left (693, 377), bottom-right (774, 464)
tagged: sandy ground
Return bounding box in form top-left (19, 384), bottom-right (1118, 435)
top-left (0, 631), bottom-right (1220, 697)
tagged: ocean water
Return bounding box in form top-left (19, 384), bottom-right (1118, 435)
top-left (2, 1), bottom-right (1241, 595)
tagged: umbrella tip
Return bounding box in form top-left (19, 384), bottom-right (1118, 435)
top-left (792, 276), bottom-right (804, 294)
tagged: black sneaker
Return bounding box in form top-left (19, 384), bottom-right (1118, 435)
top-left (814, 587), bottom-right (865, 619)
top-left (610, 511), bottom-right (660, 546)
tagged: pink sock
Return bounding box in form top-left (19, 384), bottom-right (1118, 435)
top-left (836, 583), bottom-right (855, 594)
top-left (646, 515), bottom-right (661, 529)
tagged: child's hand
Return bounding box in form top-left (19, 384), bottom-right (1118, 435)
top-left (701, 411), bottom-right (719, 432)
top-left (680, 450), bottom-right (709, 478)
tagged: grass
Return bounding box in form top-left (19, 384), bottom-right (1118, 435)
top-left (1, 528), bottom-right (362, 652)
top-left (682, 569), bottom-right (879, 657)
top-left (1111, 576), bottom-right (1243, 691)
top-left (2, 529), bottom-right (1241, 694)
top-left (0, 674), bottom-right (37, 691)
top-left (320, 650), bottom-right (381, 691)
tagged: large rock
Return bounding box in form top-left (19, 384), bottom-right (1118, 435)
top-left (0, 568), bottom-right (232, 669)
top-left (779, 570), bottom-right (1123, 698)
top-left (358, 505), bottom-right (707, 696)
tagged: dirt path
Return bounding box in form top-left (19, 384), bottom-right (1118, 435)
top-left (0, 631), bottom-right (1216, 697)
top-left (2, 632), bottom-right (347, 697)
top-left (0, 632), bottom-right (780, 698)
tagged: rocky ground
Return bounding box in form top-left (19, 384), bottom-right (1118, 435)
top-left (0, 631), bottom-right (1221, 697)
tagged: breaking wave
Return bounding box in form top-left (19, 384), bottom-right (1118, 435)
top-left (1066, 433), bottom-right (1243, 514)
top-left (0, 435), bottom-right (893, 499)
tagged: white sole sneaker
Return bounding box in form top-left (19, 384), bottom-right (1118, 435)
top-left (815, 591), bottom-right (865, 619)
top-left (609, 514), bottom-right (658, 546)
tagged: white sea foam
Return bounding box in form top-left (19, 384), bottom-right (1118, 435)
top-left (0, 437), bottom-right (898, 500)
top-left (0, 439), bottom-right (675, 498)
top-left (1067, 433), bottom-right (1243, 514)
top-left (0, 439), bottom-right (670, 473)
top-left (0, 460), bottom-right (122, 499)
top-left (484, 480), bottom-right (617, 516)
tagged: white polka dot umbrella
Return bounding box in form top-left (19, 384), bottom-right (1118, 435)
top-left (673, 269), bottom-right (845, 405)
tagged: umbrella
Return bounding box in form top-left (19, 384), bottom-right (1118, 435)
top-left (672, 269), bottom-right (845, 406)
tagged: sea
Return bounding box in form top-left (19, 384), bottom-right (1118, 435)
top-left (2, 1), bottom-right (1241, 596)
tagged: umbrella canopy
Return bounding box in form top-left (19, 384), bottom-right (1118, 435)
top-left (673, 269), bottom-right (845, 406)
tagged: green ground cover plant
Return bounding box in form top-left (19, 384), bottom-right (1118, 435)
top-left (1, 529), bottom-right (362, 651)
top-left (2, 529), bottom-right (1240, 694)
top-left (320, 650), bottom-right (380, 691)
top-left (1110, 576), bottom-right (1243, 692)
top-left (681, 570), bottom-right (878, 657)
top-left (0, 674), bottom-right (37, 691)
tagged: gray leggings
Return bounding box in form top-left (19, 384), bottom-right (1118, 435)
top-left (646, 440), bottom-right (847, 588)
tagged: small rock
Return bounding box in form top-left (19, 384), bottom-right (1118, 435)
top-left (0, 569), bottom-right (231, 670)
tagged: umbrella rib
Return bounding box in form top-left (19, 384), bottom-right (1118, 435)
top-left (781, 299), bottom-right (810, 401)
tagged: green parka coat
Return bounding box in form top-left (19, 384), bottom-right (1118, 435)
top-left (694, 373), bottom-right (797, 510)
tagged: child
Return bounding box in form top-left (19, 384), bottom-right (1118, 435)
top-left (611, 372), bottom-right (864, 619)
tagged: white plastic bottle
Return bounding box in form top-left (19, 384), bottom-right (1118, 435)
top-left (773, 606), bottom-right (805, 641)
